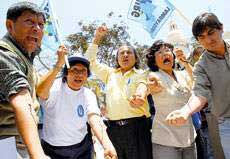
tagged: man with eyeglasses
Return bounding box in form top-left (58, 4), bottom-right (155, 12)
top-left (36, 52), bottom-right (117, 159)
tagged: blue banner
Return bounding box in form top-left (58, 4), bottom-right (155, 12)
top-left (34, 0), bottom-right (61, 72)
top-left (128, 0), bottom-right (175, 38)
top-left (40, 0), bottom-right (61, 52)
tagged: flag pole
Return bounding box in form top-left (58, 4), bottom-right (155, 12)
top-left (174, 7), bottom-right (192, 26)
top-left (169, 1), bottom-right (192, 26)
top-left (47, 0), bottom-right (70, 68)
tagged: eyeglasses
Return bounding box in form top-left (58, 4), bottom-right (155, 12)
top-left (156, 47), bottom-right (172, 55)
top-left (68, 68), bottom-right (88, 75)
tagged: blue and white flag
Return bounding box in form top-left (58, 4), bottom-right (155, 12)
top-left (40, 0), bottom-right (61, 52)
top-left (35, 0), bottom-right (62, 72)
top-left (128, 0), bottom-right (175, 38)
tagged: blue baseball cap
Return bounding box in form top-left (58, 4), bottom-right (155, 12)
top-left (67, 54), bottom-right (90, 68)
top-left (63, 54), bottom-right (91, 77)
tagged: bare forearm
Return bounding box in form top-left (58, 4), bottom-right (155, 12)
top-left (182, 94), bottom-right (207, 115)
top-left (36, 64), bottom-right (62, 99)
top-left (15, 108), bottom-right (44, 158)
top-left (88, 114), bottom-right (114, 150)
top-left (10, 89), bottom-right (45, 158)
top-left (92, 38), bottom-right (101, 45)
top-left (37, 45), bottom-right (67, 100)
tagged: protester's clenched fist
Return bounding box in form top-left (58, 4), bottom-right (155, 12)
top-left (129, 93), bottom-right (145, 108)
top-left (104, 147), bottom-right (118, 159)
top-left (174, 48), bottom-right (188, 66)
top-left (93, 25), bottom-right (108, 45)
top-left (147, 72), bottom-right (163, 94)
top-left (166, 109), bottom-right (189, 126)
top-left (56, 44), bottom-right (68, 66)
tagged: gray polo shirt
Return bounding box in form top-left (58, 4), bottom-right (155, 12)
top-left (192, 41), bottom-right (230, 118)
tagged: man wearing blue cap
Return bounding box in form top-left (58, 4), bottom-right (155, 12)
top-left (36, 50), bottom-right (117, 159)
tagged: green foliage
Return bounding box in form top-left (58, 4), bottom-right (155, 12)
top-left (66, 12), bottom-right (150, 104)
top-left (133, 42), bottom-right (149, 69)
top-left (66, 12), bottom-right (148, 68)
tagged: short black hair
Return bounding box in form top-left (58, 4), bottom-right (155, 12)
top-left (115, 44), bottom-right (140, 69)
top-left (146, 40), bottom-right (175, 72)
top-left (7, 1), bottom-right (46, 22)
top-left (192, 12), bottom-right (222, 40)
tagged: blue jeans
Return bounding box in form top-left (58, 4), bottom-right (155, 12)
top-left (201, 127), bottom-right (214, 159)
top-left (152, 143), bottom-right (197, 159)
top-left (218, 118), bottom-right (230, 159)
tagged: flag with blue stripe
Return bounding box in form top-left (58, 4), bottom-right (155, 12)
top-left (35, 0), bottom-right (61, 72)
top-left (128, 0), bottom-right (175, 38)
top-left (40, 0), bottom-right (61, 52)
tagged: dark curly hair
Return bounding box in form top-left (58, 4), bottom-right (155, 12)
top-left (146, 40), bottom-right (175, 72)
top-left (115, 44), bottom-right (140, 69)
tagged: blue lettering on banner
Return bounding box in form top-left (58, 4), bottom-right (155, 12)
top-left (77, 105), bottom-right (84, 117)
top-left (40, 0), bottom-right (60, 52)
top-left (127, 0), bottom-right (175, 38)
top-left (41, 0), bottom-right (59, 43)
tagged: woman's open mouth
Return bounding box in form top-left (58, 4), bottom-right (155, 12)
top-left (74, 79), bottom-right (83, 83)
top-left (163, 58), bottom-right (171, 65)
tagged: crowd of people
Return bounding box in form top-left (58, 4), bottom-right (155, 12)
top-left (0, 1), bottom-right (229, 159)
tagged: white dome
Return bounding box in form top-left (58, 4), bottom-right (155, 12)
top-left (166, 21), bottom-right (188, 46)
top-left (166, 21), bottom-right (190, 57)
